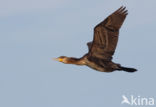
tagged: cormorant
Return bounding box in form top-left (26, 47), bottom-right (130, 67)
top-left (54, 6), bottom-right (137, 72)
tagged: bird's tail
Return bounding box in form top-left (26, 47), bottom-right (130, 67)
top-left (118, 66), bottom-right (137, 72)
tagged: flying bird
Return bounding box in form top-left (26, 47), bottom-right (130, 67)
top-left (54, 6), bottom-right (137, 72)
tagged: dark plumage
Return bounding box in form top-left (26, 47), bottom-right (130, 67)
top-left (54, 6), bottom-right (137, 73)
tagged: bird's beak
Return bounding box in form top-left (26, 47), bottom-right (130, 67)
top-left (53, 58), bottom-right (59, 61)
top-left (53, 58), bottom-right (63, 62)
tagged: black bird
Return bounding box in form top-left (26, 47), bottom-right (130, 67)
top-left (54, 6), bottom-right (137, 72)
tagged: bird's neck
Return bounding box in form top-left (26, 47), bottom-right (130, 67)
top-left (66, 57), bottom-right (85, 65)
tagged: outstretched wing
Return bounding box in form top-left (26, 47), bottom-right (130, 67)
top-left (88, 6), bottom-right (128, 61)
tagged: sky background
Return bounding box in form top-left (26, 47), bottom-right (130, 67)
top-left (0, 0), bottom-right (156, 107)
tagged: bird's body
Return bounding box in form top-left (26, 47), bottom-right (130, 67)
top-left (54, 6), bottom-right (137, 73)
top-left (61, 54), bottom-right (132, 72)
top-left (84, 55), bottom-right (115, 72)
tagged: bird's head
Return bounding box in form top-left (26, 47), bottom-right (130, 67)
top-left (53, 56), bottom-right (69, 63)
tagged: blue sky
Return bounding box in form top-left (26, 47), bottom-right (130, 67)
top-left (0, 0), bottom-right (156, 107)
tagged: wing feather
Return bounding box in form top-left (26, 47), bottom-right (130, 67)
top-left (88, 6), bottom-right (128, 60)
